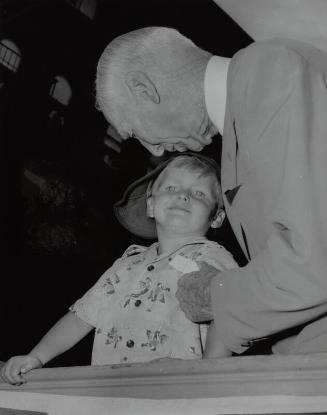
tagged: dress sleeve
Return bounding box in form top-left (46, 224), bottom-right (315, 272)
top-left (69, 256), bottom-right (125, 327)
top-left (211, 42), bottom-right (327, 353)
top-left (192, 242), bottom-right (238, 272)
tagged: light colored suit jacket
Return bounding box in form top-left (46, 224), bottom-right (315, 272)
top-left (210, 38), bottom-right (327, 354)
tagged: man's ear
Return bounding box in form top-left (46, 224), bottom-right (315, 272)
top-left (125, 71), bottom-right (160, 104)
top-left (146, 196), bottom-right (155, 218)
top-left (210, 209), bottom-right (225, 229)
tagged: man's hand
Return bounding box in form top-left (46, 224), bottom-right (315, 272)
top-left (0, 355), bottom-right (43, 385)
top-left (176, 262), bottom-right (219, 322)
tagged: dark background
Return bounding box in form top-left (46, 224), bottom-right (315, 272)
top-left (0, 0), bottom-right (252, 366)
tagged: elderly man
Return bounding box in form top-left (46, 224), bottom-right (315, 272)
top-left (95, 27), bottom-right (327, 356)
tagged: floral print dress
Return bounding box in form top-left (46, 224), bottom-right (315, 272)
top-left (70, 237), bottom-right (237, 365)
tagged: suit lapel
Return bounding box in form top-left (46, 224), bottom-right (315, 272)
top-left (222, 119), bottom-right (251, 261)
top-left (225, 183), bottom-right (242, 205)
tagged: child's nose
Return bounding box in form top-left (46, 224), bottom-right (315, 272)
top-left (178, 191), bottom-right (190, 202)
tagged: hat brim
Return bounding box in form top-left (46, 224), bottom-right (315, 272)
top-left (113, 158), bottom-right (172, 239)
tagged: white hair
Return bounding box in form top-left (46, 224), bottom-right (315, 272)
top-left (95, 27), bottom-right (210, 128)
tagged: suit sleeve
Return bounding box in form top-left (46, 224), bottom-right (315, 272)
top-left (211, 42), bottom-right (327, 353)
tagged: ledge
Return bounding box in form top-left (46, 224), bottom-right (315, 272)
top-left (1, 353), bottom-right (327, 399)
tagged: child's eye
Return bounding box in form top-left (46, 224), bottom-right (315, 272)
top-left (193, 190), bottom-right (207, 198)
top-left (165, 185), bottom-right (177, 192)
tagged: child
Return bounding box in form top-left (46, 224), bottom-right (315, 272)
top-left (1, 152), bottom-right (237, 385)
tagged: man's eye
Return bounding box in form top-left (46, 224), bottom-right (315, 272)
top-left (130, 131), bottom-right (140, 140)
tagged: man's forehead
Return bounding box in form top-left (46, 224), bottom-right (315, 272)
top-left (111, 118), bottom-right (131, 140)
top-left (102, 96), bottom-right (132, 140)
top-left (116, 127), bottom-right (129, 140)
top-left (106, 124), bottom-right (127, 142)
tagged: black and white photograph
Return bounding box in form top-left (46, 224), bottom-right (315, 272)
top-left (1, 1), bottom-right (327, 413)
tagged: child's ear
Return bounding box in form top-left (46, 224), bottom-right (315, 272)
top-left (146, 196), bottom-right (155, 218)
top-left (210, 209), bottom-right (225, 229)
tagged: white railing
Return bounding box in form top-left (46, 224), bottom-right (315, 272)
top-left (1, 354), bottom-right (327, 414)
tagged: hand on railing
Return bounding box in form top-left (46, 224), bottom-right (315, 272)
top-left (0, 354), bottom-right (43, 385)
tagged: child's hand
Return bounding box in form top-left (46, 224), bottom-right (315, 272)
top-left (0, 355), bottom-right (43, 385)
top-left (203, 338), bottom-right (232, 359)
top-left (203, 321), bottom-right (232, 359)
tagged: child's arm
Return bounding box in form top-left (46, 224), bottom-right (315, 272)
top-left (176, 243), bottom-right (239, 358)
top-left (203, 320), bottom-right (232, 359)
top-left (0, 311), bottom-right (93, 385)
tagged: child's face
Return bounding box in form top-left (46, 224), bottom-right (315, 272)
top-left (147, 164), bottom-right (224, 237)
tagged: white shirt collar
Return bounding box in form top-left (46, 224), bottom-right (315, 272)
top-left (204, 55), bottom-right (230, 135)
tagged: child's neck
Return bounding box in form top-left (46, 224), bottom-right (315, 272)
top-left (156, 231), bottom-right (207, 255)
